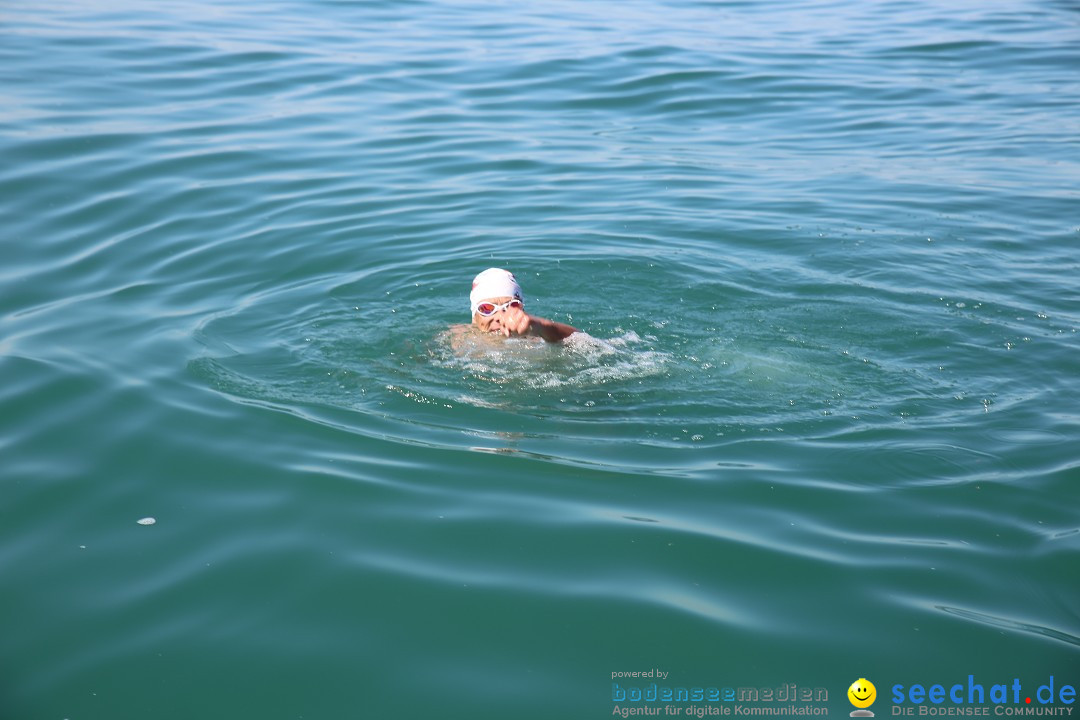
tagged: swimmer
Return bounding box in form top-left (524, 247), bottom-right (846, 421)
top-left (467, 267), bottom-right (578, 343)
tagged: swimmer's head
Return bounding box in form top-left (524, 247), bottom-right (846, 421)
top-left (470, 268), bottom-right (525, 333)
top-left (470, 268), bottom-right (523, 314)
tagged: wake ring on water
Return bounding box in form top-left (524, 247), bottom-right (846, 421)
top-left (187, 252), bottom-right (994, 458)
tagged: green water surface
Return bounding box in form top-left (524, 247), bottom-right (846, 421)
top-left (2, 0), bottom-right (1078, 718)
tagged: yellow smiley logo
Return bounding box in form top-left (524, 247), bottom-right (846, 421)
top-left (848, 678), bottom-right (877, 709)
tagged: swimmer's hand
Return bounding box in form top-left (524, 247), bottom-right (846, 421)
top-left (499, 305), bottom-right (578, 343)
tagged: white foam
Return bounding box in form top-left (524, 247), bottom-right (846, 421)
top-left (432, 329), bottom-right (670, 389)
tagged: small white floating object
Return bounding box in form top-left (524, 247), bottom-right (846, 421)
top-left (137, 517), bottom-right (156, 526)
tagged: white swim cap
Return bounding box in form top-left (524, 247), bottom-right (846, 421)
top-left (470, 268), bottom-right (523, 314)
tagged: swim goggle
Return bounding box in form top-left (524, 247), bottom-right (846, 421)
top-left (472, 298), bottom-right (523, 316)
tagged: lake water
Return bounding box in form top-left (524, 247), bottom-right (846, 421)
top-left (2, 0), bottom-right (1078, 717)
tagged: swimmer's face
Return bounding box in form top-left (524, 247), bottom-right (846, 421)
top-left (472, 296), bottom-right (520, 335)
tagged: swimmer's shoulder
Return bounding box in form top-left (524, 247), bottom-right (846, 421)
top-left (443, 324), bottom-right (470, 353)
top-left (445, 323), bottom-right (506, 353)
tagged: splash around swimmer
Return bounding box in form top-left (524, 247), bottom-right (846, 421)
top-left (465, 268), bottom-right (578, 343)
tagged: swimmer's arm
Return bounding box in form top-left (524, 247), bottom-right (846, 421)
top-left (499, 306), bottom-right (577, 342)
top-left (527, 315), bottom-right (578, 343)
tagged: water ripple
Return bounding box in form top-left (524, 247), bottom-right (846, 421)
top-left (4, 0), bottom-right (1080, 716)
